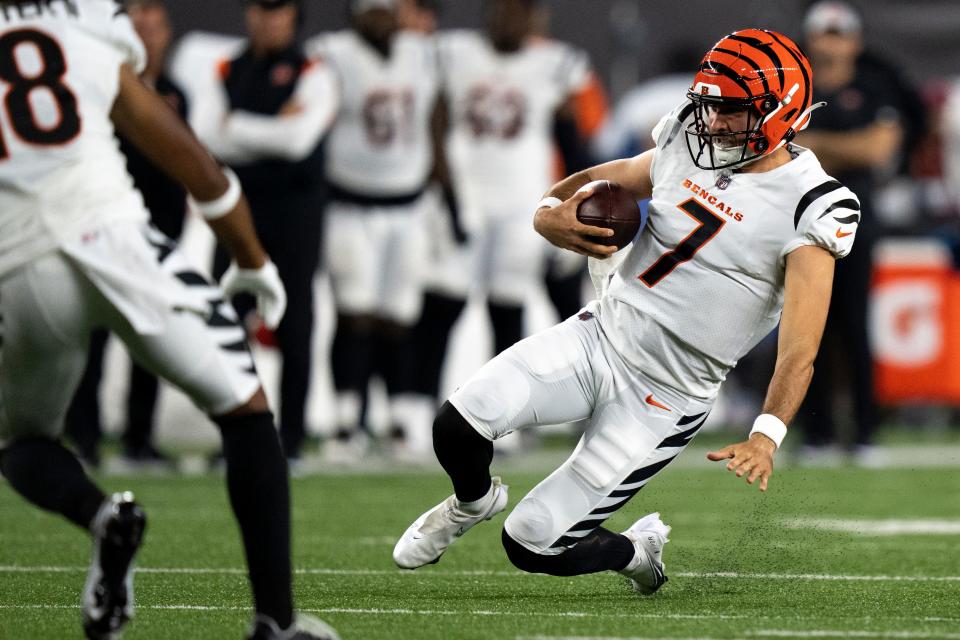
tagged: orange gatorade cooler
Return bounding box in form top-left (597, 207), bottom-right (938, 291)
top-left (871, 238), bottom-right (960, 403)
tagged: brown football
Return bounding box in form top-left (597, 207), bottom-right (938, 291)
top-left (575, 180), bottom-right (641, 248)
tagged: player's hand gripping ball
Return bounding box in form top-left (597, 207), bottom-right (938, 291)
top-left (575, 180), bottom-right (641, 249)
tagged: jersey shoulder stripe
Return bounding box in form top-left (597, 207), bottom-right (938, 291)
top-left (816, 198), bottom-right (861, 224)
top-left (793, 179), bottom-right (842, 229)
top-left (793, 180), bottom-right (860, 237)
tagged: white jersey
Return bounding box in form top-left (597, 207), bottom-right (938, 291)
top-left (0, 0), bottom-right (148, 279)
top-left (599, 103), bottom-right (860, 400)
top-left (308, 30), bottom-right (439, 196)
top-left (438, 31), bottom-right (591, 218)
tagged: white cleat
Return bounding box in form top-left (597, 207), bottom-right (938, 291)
top-left (247, 613), bottom-right (340, 640)
top-left (618, 511), bottom-right (671, 595)
top-left (393, 477), bottom-right (508, 569)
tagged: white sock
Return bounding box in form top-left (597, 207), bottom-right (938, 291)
top-left (457, 481), bottom-right (495, 516)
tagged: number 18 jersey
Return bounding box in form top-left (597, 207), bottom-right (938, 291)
top-left (598, 103), bottom-right (860, 400)
top-left (0, 0), bottom-right (147, 279)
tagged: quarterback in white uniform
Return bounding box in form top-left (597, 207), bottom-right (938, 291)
top-left (394, 29), bottom-right (859, 594)
top-left (0, 1), bottom-right (336, 638)
top-left (307, 0), bottom-right (442, 452)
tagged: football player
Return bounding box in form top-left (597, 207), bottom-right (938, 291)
top-left (394, 29), bottom-right (859, 595)
top-left (0, 1), bottom-right (336, 638)
top-left (306, 0), bottom-right (445, 459)
top-left (401, 0), bottom-right (601, 456)
top-left (436, 0), bottom-right (599, 356)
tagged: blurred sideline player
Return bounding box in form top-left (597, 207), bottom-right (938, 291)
top-left (307, 0), bottom-right (446, 460)
top-left (0, 1), bottom-right (337, 638)
top-left (200, 0), bottom-right (337, 462)
top-left (394, 29), bottom-right (859, 596)
top-left (64, 0), bottom-right (188, 471)
top-left (409, 0), bottom-right (602, 449)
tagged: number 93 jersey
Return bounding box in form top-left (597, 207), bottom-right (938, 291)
top-left (438, 31), bottom-right (592, 217)
top-left (0, 0), bottom-right (148, 279)
top-left (599, 102), bottom-right (860, 400)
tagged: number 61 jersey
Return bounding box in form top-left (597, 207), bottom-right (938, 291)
top-left (0, 0), bottom-right (148, 279)
top-left (598, 103), bottom-right (860, 401)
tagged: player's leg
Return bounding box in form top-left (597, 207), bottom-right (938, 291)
top-left (64, 328), bottom-right (109, 467)
top-left (412, 188), bottom-right (470, 406)
top-left (106, 231), bottom-right (297, 631)
top-left (406, 198), bottom-right (476, 453)
top-left (499, 370), bottom-right (712, 593)
top-left (0, 253), bottom-right (146, 638)
top-left (838, 243), bottom-right (878, 454)
top-left (413, 291), bottom-right (466, 396)
top-left (268, 209), bottom-right (322, 459)
top-left (393, 311), bottom-right (601, 568)
top-left (377, 203), bottom-right (428, 454)
top-left (324, 203), bottom-right (380, 451)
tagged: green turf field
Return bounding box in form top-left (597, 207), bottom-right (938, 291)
top-left (1, 456), bottom-right (959, 640)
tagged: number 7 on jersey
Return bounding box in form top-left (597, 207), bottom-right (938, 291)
top-left (639, 198), bottom-right (725, 287)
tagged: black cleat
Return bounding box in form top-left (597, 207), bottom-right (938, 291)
top-left (82, 492), bottom-right (147, 639)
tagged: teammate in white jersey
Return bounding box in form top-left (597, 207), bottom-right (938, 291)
top-left (394, 29), bottom-right (859, 594)
top-left (307, 0), bottom-right (445, 456)
top-left (0, 1), bottom-right (335, 638)
top-left (436, 0), bottom-right (596, 356)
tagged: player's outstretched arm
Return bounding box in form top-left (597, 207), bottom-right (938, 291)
top-left (533, 149), bottom-right (655, 259)
top-left (110, 63), bottom-right (286, 328)
top-left (707, 245), bottom-right (835, 491)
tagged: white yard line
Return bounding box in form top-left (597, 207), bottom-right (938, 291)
top-left (0, 603), bottom-right (956, 629)
top-left (1, 566), bottom-right (960, 584)
top-left (751, 631), bottom-right (960, 639)
top-left (673, 571), bottom-right (960, 583)
top-left (516, 633), bottom-right (960, 640)
top-left (516, 636), bottom-right (720, 640)
top-left (783, 518), bottom-right (960, 535)
top-left (0, 603), bottom-right (736, 621)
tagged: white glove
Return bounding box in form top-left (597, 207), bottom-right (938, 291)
top-left (219, 260), bottom-right (287, 330)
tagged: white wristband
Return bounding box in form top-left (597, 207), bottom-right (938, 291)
top-left (749, 414), bottom-right (788, 449)
top-left (537, 196), bottom-right (563, 210)
top-left (190, 168), bottom-right (242, 220)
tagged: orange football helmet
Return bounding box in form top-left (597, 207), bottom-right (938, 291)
top-left (685, 28), bottom-right (821, 170)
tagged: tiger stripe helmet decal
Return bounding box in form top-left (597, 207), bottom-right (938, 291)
top-left (684, 29), bottom-right (820, 171)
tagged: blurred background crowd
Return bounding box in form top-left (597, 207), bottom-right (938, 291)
top-left (73, 0), bottom-right (960, 474)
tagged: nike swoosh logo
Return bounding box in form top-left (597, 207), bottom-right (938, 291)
top-left (645, 394), bottom-right (671, 411)
top-left (836, 228), bottom-right (853, 238)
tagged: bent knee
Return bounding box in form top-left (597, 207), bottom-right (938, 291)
top-left (501, 528), bottom-right (539, 573)
top-left (501, 527), bottom-right (562, 574)
top-left (503, 496), bottom-right (557, 553)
